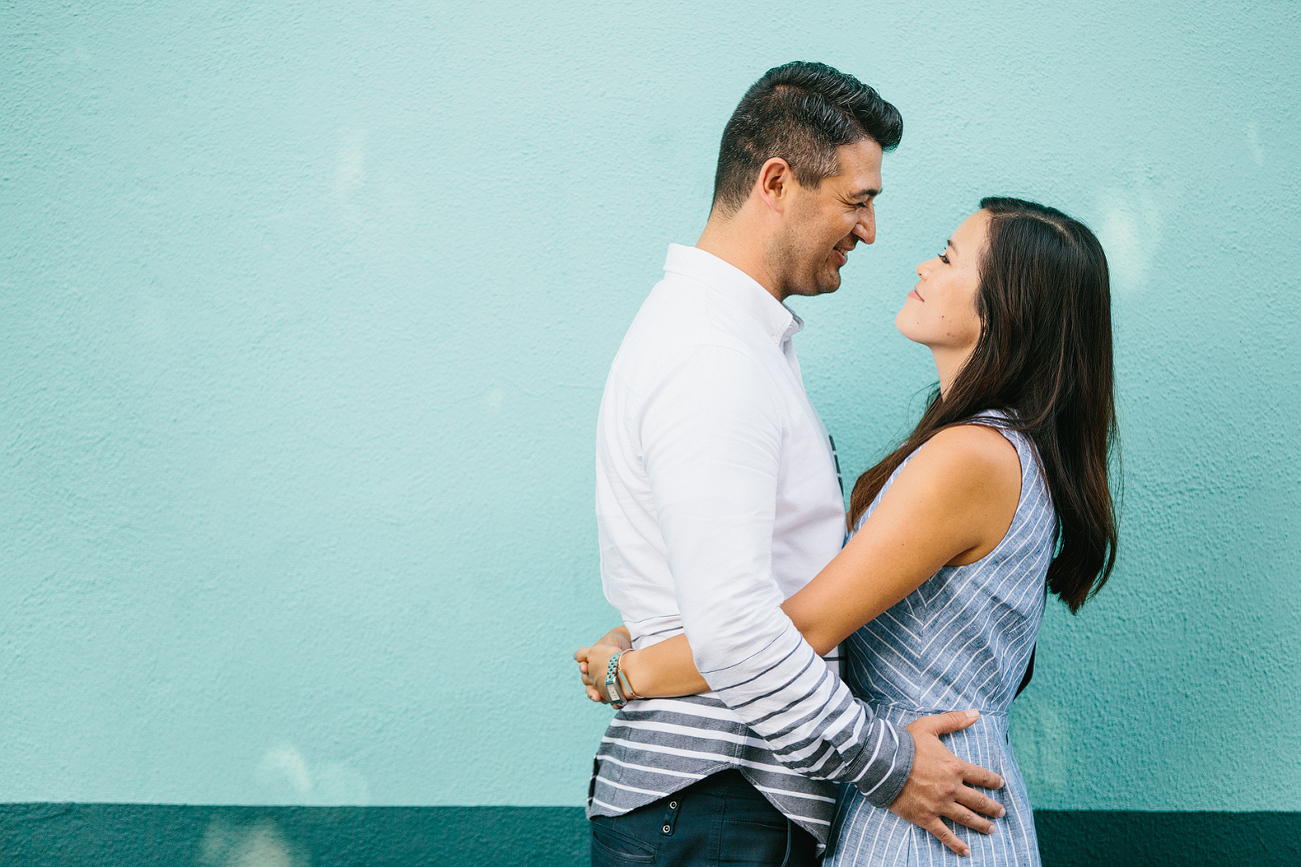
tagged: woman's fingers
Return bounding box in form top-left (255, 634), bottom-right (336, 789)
top-left (576, 643), bottom-right (627, 706)
top-left (579, 663), bottom-right (603, 701)
top-left (575, 647), bottom-right (595, 679)
top-left (576, 647), bottom-right (608, 701)
top-left (575, 648), bottom-right (599, 698)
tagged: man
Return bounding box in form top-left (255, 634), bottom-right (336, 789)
top-left (583, 62), bottom-right (1005, 866)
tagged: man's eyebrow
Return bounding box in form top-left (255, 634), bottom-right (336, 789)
top-left (849, 187), bottom-right (881, 199)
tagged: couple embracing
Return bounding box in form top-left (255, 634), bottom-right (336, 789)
top-left (573, 61), bottom-right (1116, 866)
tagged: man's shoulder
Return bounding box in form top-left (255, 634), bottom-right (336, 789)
top-left (613, 277), bottom-right (760, 373)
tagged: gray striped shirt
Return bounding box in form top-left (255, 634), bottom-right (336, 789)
top-left (589, 245), bottom-right (912, 843)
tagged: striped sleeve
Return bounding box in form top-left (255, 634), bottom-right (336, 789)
top-left (639, 344), bottom-right (912, 807)
top-left (700, 618), bottom-right (914, 807)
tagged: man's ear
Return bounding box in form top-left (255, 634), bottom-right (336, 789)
top-left (755, 157), bottom-right (796, 214)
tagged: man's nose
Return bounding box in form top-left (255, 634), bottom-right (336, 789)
top-left (854, 211), bottom-right (876, 245)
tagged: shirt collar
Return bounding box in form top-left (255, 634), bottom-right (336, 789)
top-left (663, 243), bottom-right (804, 345)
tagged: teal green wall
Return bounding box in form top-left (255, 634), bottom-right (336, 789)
top-left (2, 0), bottom-right (1298, 820)
top-left (1, 806), bottom-right (1298, 866)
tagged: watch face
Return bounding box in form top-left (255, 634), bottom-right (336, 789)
top-left (605, 653), bottom-right (624, 704)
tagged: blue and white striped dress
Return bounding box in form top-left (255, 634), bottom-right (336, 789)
top-left (825, 414), bottom-right (1055, 866)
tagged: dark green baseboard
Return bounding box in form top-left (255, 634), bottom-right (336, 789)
top-left (1, 804), bottom-right (1297, 866)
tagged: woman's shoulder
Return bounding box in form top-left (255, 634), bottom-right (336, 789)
top-left (856, 415), bottom-right (1025, 532)
top-left (890, 422), bottom-right (1026, 565)
top-left (919, 423), bottom-right (1021, 477)
top-left (892, 423), bottom-right (1022, 513)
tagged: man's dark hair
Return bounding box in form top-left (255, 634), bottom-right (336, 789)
top-left (712, 61), bottom-right (902, 214)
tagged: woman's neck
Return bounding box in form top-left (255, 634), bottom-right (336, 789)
top-left (932, 346), bottom-right (971, 399)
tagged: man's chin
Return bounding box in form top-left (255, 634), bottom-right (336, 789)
top-left (818, 272), bottom-right (843, 295)
top-left (783, 271), bottom-right (842, 298)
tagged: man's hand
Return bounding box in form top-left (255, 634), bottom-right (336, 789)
top-left (574, 626), bottom-right (631, 703)
top-left (888, 710), bottom-right (1007, 857)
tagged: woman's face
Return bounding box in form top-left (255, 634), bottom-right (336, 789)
top-left (896, 209), bottom-right (990, 362)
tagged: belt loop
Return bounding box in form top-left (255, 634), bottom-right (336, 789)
top-left (779, 817), bottom-right (793, 867)
top-left (661, 793), bottom-right (683, 836)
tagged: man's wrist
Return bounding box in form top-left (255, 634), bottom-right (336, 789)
top-left (858, 722), bottom-right (915, 808)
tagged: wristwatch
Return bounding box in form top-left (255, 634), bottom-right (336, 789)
top-left (604, 651), bottom-right (628, 709)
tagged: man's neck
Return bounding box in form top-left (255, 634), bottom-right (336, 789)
top-left (696, 213), bottom-right (784, 302)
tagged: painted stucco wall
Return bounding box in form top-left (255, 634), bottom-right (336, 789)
top-left (2, 0), bottom-right (1298, 816)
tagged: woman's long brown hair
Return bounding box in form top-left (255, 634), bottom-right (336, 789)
top-left (847, 197), bottom-right (1118, 613)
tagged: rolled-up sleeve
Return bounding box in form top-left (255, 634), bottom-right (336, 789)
top-left (638, 344), bottom-right (913, 806)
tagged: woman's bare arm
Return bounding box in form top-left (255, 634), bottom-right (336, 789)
top-left (577, 425), bottom-right (1021, 700)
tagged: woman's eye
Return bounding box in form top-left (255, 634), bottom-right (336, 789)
top-left (939, 253), bottom-right (950, 264)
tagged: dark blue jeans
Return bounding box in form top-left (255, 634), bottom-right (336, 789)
top-left (590, 770), bottom-right (820, 866)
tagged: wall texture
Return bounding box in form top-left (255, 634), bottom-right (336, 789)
top-left (2, 806), bottom-right (1298, 866)
top-left (2, 0), bottom-right (1299, 861)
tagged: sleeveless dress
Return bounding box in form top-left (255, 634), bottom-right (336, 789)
top-left (824, 413), bottom-right (1055, 867)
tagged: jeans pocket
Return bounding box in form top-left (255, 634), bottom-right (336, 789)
top-left (591, 818), bottom-right (656, 865)
top-left (717, 813), bottom-right (790, 865)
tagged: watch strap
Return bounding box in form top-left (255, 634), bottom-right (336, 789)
top-left (604, 651), bottom-right (628, 709)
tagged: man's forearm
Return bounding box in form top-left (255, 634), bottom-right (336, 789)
top-left (697, 616), bottom-right (913, 806)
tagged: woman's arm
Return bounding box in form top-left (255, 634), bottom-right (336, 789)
top-left (577, 425), bottom-right (1021, 700)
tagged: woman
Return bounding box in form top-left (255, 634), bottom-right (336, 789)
top-left (577, 197), bottom-right (1117, 865)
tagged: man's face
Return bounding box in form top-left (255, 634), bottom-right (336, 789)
top-left (773, 138), bottom-right (883, 300)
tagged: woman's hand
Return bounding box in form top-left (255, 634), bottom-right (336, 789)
top-left (575, 642), bottom-right (626, 703)
top-left (574, 626), bottom-right (631, 703)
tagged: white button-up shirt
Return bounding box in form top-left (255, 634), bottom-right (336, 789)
top-left (597, 244), bottom-right (846, 651)
top-left (592, 244), bottom-right (913, 821)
